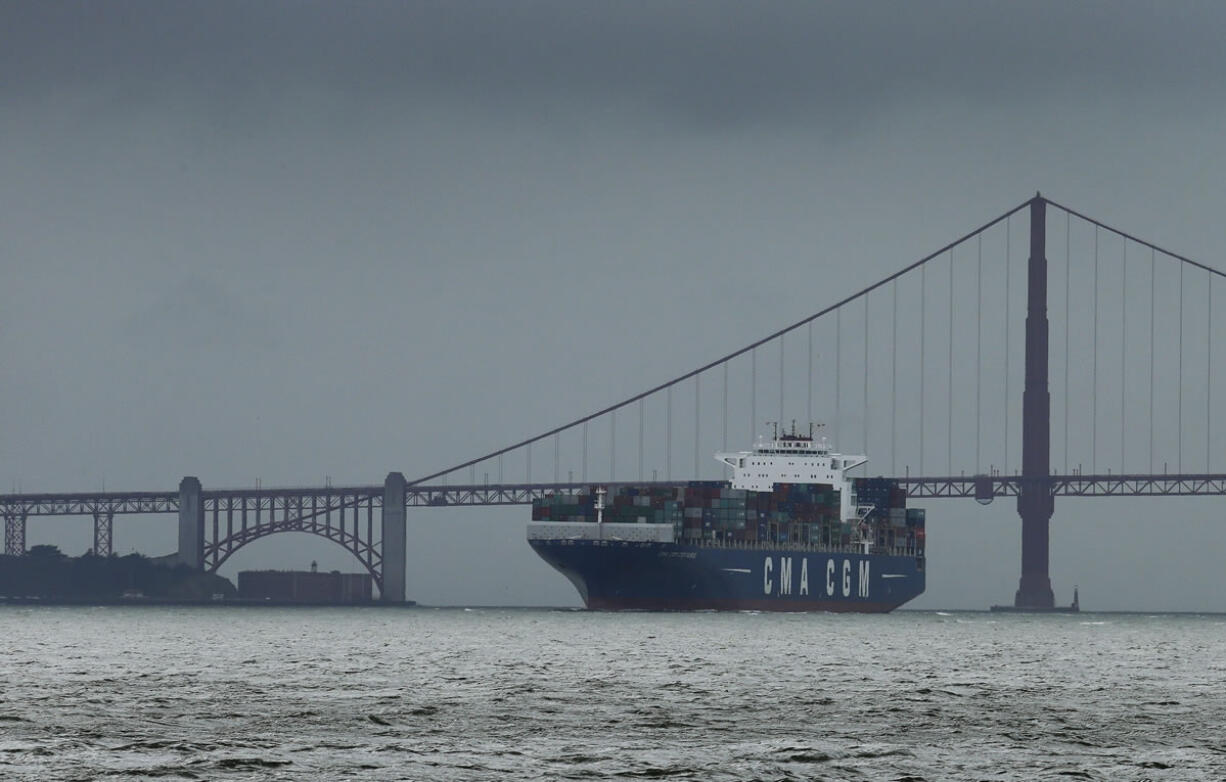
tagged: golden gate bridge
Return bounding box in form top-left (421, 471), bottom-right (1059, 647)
top-left (4, 194), bottom-right (1225, 608)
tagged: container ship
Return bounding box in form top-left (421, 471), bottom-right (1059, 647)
top-left (526, 424), bottom-right (926, 612)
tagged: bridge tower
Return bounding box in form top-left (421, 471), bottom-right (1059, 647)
top-left (178, 476), bottom-right (204, 569)
top-left (381, 472), bottom-right (407, 603)
top-left (1015, 195), bottom-right (1056, 608)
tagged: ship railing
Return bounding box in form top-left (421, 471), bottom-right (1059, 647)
top-left (697, 539), bottom-right (922, 557)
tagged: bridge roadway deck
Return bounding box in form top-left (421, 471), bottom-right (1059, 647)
top-left (3, 474), bottom-right (1226, 517)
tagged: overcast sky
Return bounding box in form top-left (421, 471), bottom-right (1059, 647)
top-left (4, 1), bottom-right (1226, 610)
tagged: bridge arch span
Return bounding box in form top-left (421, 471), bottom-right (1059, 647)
top-left (202, 491), bottom-right (385, 592)
top-left (205, 523), bottom-right (383, 591)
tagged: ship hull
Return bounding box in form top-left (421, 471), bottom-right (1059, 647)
top-left (529, 539), bottom-right (924, 612)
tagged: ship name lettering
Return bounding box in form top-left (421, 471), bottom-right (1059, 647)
top-left (826, 559), bottom-right (835, 596)
top-left (799, 558), bottom-right (809, 596)
top-left (842, 559), bottom-right (851, 597)
top-left (858, 560), bottom-right (870, 598)
top-left (778, 557), bottom-right (793, 596)
top-left (763, 557), bottom-right (773, 595)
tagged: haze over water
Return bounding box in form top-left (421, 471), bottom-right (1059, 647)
top-left (1, 607), bottom-right (1222, 781)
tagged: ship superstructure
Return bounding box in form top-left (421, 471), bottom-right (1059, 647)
top-left (715, 422), bottom-right (866, 532)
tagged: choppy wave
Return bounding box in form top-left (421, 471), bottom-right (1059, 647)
top-left (0, 607), bottom-right (1223, 780)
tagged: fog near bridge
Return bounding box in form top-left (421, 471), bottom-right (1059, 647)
top-left (4, 1), bottom-right (1226, 610)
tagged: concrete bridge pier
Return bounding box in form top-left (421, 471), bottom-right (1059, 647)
top-left (4, 513), bottom-right (26, 556)
top-left (382, 472), bottom-right (407, 603)
top-left (178, 476), bottom-right (204, 569)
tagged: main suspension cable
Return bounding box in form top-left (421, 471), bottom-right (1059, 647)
top-left (410, 198), bottom-right (1031, 485)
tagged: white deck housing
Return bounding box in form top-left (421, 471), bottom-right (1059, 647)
top-left (715, 430), bottom-right (866, 523)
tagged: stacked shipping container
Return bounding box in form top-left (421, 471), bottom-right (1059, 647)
top-left (531, 478), bottom-right (925, 554)
top-left (852, 477), bottom-right (927, 553)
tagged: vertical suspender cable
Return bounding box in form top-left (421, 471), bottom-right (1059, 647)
top-left (527, 443), bottom-right (532, 484)
top-left (948, 248), bottom-right (954, 475)
top-left (722, 362), bottom-right (730, 477)
top-left (1092, 226), bottom-right (1098, 473)
top-left (863, 293), bottom-right (869, 453)
top-left (499, 453), bottom-right (504, 484)
top-left (695, 375), bottom-right (700, 479)
top-left (1179, 259), bottom-right (1184, 472)
top-left (666, 386), bottom-right (672, 481)
top-left (920, 263), bottom-right (927, 474)
top-left (554, 433), bottom-right (559, 483)
top-left (1208, 274), bottom-right (1214, 471)
top-left (610, 411), bottom-right (616, 482)
top-left (780, 336), bottom-right (786, 425)
top-left (807, 322), bottom-right (813, 425)
top-left (1004, 218), bottom-right (1010, 474)
top-left (835, 310), bottom-right (842, 446)
top-left (1121, 241), bottom-right (1127, 472)
top-left (722, 362), bottom-right (728, 453)
top-left (1065, 213), bottom-right (1071, 473)
top-left (976, 234), bottom-right (982, 473)
top-left (751, 348), bottom-right (758, 442)
top-left (1149, 248), bottom-right (1156, 473)
top-left (638, 398), bottom-right (645, 482)
top-left (892, 279), bottom-right (898, 476)
top-left (580, 425), bottom-right (586, 482)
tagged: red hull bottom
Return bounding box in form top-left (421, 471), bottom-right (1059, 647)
top-left (585, 597), bottom-right (900, 613)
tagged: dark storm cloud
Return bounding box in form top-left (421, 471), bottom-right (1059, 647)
top-left (4, 2), bottom-right (1224, 128)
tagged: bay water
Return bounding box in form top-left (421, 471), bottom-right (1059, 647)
top-left (1, 607), bottom-right (1222, 780)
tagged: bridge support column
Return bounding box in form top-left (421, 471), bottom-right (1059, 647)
top-left (178, 476), bottom-right (204, 569)
top-left (381, 472), bottom-right (407, 603)
top-left (93, 512), bottom-right (114, 557)
top-left (4, 513), bottom-right (26, 556)
top-left (1015, 195), bottom-right (1056, 608)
